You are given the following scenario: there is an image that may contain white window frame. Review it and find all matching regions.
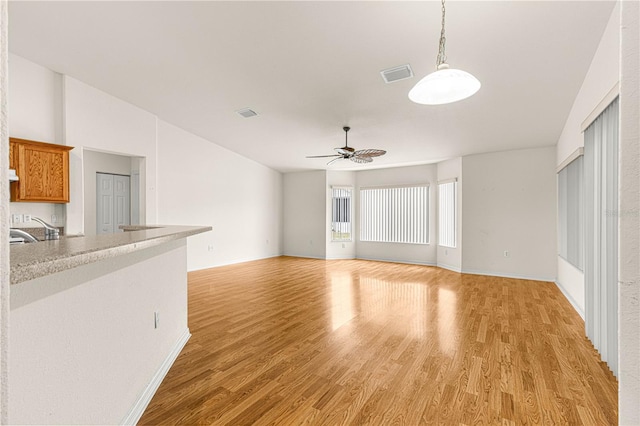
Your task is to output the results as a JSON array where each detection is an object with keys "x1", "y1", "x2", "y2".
[
  {"x1": 331, "y1": 186, "x2": 353, "y2": 242},
  {"x1": 438, "y1": 179, "x2": 457, "y2": 248},
  {"x1": 359, "y1": 184, "x2": 429, "y2": 245}
]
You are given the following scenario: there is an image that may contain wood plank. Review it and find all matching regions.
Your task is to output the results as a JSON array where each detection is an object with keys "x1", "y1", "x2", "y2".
[{"x1": 138, "y1": 256, "x2": 618, "y2": 425}]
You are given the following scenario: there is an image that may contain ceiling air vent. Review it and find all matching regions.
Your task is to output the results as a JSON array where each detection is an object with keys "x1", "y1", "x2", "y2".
[
  {"x1": 380, "y1": 64, "x2": 414, "y2": 84},
  {"x1": 236, "y1": 108, "x2": 258, "y2": 118}
]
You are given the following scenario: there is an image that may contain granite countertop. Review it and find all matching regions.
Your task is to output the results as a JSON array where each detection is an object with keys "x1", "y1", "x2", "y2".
[{"x1": 10, "y1": 225, "x2": 212, "y2": 285}]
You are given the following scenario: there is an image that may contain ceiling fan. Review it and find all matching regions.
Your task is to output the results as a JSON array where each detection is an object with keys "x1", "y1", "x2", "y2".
[{"x1": 306, "y1": 127, "x2": 386, "y2": 165}]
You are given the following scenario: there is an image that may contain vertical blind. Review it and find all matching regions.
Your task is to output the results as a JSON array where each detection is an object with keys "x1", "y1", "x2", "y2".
[
  {"x1": 584, "y1": 96, "x2": 618, "y2": 377},
  {"x1": 558, "y1": 156, "x2": 584, "y2": 270},
  {"x1": 360, "y1": 185, "x2": 429, "y2": 244},
  {"x1": 331, "y1": 187, "x2": 352, "y2": 241},
  {"x1": 438, "y1": 181, "x2": 457, "y2": 248}
]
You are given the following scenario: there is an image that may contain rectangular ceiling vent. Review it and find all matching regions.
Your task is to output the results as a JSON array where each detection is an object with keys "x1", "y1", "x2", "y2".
[
  {"x1": 380, "y1": 64, "x2": 414, "y2": 84},
  {"x1": 236, "y1": 108, "x2": 258, "y2": 118}
]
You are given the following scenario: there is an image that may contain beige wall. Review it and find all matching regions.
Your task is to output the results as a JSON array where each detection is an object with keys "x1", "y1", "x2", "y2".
[
  {"x1": 156, "y1": 119, "x2": 283, "y2": 270},
  {"x1": 462, "y1": 147, "x2": 557, "y2": 281},
  {"x1": 284, "y1": 171, "x2": 327, "y2": 259}
]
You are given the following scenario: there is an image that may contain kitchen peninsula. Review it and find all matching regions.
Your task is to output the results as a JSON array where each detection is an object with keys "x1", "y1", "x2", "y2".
[{"x1": 9, "y1": 225, "x2": 211, "y2": 425}]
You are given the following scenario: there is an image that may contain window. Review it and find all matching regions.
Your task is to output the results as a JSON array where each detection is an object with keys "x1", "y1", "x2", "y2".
[
  {"x1": 331, "y1": 187, "x2": 352, "y2": 241},
  {"x1": 438, "y1": 180, "x2": 457, "y2": 248},
  {"x1": 584, "y1": 97, "x2": 618, "y2": 375},
  {"x1": 360, "y1": 185, "x2": 429, "y2": 244},
  {"x1": 558, "y1": 155, "x2": 583, "y2": 270}
]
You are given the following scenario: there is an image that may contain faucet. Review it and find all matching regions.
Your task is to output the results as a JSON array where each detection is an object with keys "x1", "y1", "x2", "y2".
[
  {"x1": 32, "y1": 217, "x2": 60, "y2": 240},
  {"x1": 9, "y1": 228, "x2": 39, "y2": 243}
]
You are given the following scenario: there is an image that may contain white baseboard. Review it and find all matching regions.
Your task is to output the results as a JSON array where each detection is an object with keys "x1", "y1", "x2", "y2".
[
  {"x1": 554, "y1": 280, "x2": 585, "y2": 319},
  {"x1": 355, "y1": 256, "x2": 436, "y2": 266},
  {"x1": 437, "y1": 263, "x2": 462, "y2": 273},
  {"x1": 121, "y1": 328, "x2": 191, "y2": 425},
  {"x1": 189, "y1": 253, "x2": 283, "y2": 272},
  {"x1": 326, "y1": 255, "x2": 356, "y2": 260},
  {"x1": 282, "y1": 254, "x2": 326, "y2": 260},
  {"x1": 461, "y1": 268, "x2": 555, "y2": 283}
]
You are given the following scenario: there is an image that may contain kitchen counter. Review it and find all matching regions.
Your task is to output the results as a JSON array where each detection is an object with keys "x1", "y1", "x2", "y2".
[
  {"x1": 10, "y1": 225, "x2": 211, "y2": 285},
  {"x1": 10, "y1": 224, "x2": 210, "y2": 424}
]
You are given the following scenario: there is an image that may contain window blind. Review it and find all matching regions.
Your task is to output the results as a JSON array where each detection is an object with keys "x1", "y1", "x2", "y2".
[
  {"x1": 584, "y1": 96, "x2": 619, "y2": 376},
  {"x1": 360, "y1": 185, "x2": 429, "y2": 244},
  {"x1": 438, "y1": 181, "x2": 456, "y2": 248}
]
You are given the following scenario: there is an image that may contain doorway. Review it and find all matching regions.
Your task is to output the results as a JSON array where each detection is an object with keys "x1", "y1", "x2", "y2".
[{"x1": 96, "y1": 173, "x2": 130, "y2": 234}]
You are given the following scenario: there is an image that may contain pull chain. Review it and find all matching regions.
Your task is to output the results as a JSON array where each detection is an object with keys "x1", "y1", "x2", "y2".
[{"x1": 436, "y1": 0, "x2": 447, "y2": 67}]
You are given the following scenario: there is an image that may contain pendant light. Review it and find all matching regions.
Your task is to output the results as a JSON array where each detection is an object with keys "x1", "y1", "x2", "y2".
[{"x1": 409, "y1": 0, "x2": 480, "y2": 105}]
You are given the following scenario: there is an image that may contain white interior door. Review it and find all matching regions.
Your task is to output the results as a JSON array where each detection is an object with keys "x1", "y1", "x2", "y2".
[
  {"x1": 114, "y1": 175, "x2": 131, "y2": 230},
  {"x1": 97, "y1": 173, "x2": 130, "y2": 234}
]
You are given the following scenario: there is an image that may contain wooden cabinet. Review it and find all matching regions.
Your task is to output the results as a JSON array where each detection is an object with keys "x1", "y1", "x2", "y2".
[{"x1": 9, "y1": 138, "x2": 73, "y2": 203}]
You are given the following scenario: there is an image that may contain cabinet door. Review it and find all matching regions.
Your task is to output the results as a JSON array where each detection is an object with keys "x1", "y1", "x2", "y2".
[
  {"x1": 17, "y1": 143, "x2": 70, "y2": 202},
  {"x1": 9, "y1": 141, "x2": 16, "y2": 169}
]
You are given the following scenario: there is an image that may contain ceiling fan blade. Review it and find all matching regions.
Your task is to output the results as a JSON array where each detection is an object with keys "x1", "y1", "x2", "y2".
[
  {"x1": 327, "y1": 157, "x2": 343, "y2": 166},
  {"x1": 350, "y1": 156, "x2": 373, "y2": 164},
  {"x1": 353, "y1": 149, "x2": 386, "y2": 158},
  {"x1": 306, "y1": 154, "x2": 341, "y2": 158}
]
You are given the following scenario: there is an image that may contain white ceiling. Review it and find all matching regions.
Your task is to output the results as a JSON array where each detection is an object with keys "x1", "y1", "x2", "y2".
[{"x1": 8, "y1": 1, "x2": 615, "y2": 173}]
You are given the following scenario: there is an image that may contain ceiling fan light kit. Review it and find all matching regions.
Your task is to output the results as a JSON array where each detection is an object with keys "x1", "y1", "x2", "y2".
[
  {"x1": 409, "y1": 0, "x2": 480, "y2": 105},
  {"x1": 306, "y1": 126, "x2": 386, "y2": 166}
]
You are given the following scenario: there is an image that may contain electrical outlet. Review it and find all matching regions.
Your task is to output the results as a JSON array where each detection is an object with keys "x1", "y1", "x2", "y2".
[
  {"x1": 154, "y1": 311, "x2": 160, "y2": 329},
  {"x1": 207, "y1": 244, "x2": 214, "y2": 252},
  {"x1": 504, "y1": 250, "x2": 509, "y2": 258},
  {"x1": 23, "y1": 214, "x2": 31, "y2": 223},
  {"x1": 51, "y1": 214, "x2": 58, "y2": 224},
  {"x1": 11, "y1": 214, "x2": 21, "y2": 224}
]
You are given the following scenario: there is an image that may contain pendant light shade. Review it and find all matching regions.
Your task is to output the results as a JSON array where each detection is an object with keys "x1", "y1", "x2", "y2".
[
  {"x1": 408, "y1": 63, "x2": 481, "y2": 105},
  {"x1": 409, "y1": 0, "x2": 480, "y2": 105}
]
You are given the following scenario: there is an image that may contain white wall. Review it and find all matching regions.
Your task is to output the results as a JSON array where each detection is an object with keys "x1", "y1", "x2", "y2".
[
  {"x1": 83, "y1": 149, "x2": 134, "y2": 236},
  {"x1": 356, "y1": 164, "x2": 437, "y2": 265},
  {"x1": 555, "y1": 2, "x2": 620, "y2": 315},
  {"x1": 283, "y1": 171, "x2": 327, "y2": 259},
  {"x1": 8, "y1": 53, "x2": 65, "y2": 226},
  {"x1": 619, "y1": 1, "x2": 640, "y2": 422},
  {"x1": 326, "y1": 171, "x2": 356, "y2": 260},
  {"x1": 436, "y1": 157, "x2": 462, "y2": 272},
  {"x1": 556, "y1": 2, "x2": 620, "y2": 165},
  {"x1": 0, "y1": 3, "x2": 9, "y2": 422},
  {"x1": 462, "y1": 147, "x2": 557, "y2": 281},
  {"x1": 64, "y1": 76, "x2": 158, "y2": 235},
  {"x1": 9, "y1": 239, "x2": 188, "y2": 425},
  {"x1": 156, "y1": 120, "x2": 283, "y2": 271}
]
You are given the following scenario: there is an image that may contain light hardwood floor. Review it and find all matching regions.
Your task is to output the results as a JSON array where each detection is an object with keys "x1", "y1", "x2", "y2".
[{"x1": 139, "y1": 256, "x2": 617, "y2": 425}]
